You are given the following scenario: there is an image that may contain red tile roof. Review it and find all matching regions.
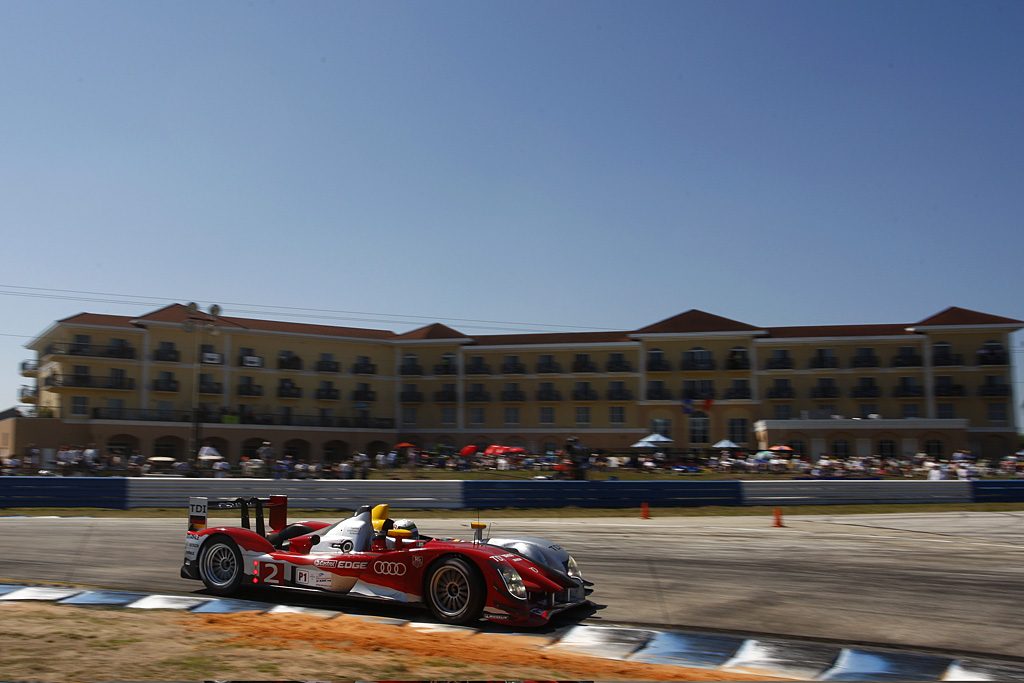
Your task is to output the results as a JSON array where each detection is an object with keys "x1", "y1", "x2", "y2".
[
  {"x1": 58, "y1": 313, "x2": 139, "y2": 328},
  {"x1": 913, "y1": 306, "x2": 1023, "y2": 327},
  {"x1": 469, "y1": 331, "x2": 633, "y2": 346},
  {"x1": 634, "y1": 309, "x2": 762, "y2": 334},
  {"x1": 765, "y1": 323, "x2": 915, "y2": 339},
  {"x1": 133, "y1": 304, "x2": 394, "y2": 339},
  {"x1": 392, "y1": 323, "x2": 472, "y2": 341}
]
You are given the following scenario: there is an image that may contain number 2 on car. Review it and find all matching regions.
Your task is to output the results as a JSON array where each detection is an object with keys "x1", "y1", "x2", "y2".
[{"x1": 254, "y1": 561, "x2": 283, "y2": 584}]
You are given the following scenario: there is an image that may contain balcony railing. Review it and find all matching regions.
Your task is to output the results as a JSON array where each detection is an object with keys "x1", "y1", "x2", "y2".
[
  {"x1": 201, "y1": 352, "x2": 224, "y2": 365},
  {"x1": 153, "y1": 348, "x2": 180, "y2": 362},
  {"x1": 810, "y1": 387, "x2": 839, "y2": 399},
  {"x1": 315, "y1": 360, "x2": 340, "y2": 373},
  {"x1": 978, "y1": 384, "x2": 1011, "y2": 397},
  {"x1": 646, "y1": 360, "x2": 671, "y2": 372},
  {"x1": 765, "y1": 358, "x2": 794, "y2": 370},
  {"x1": 536, "y1": 389, "x2": 563, "y2": 401},
  {"x1": 501, "y1": 390, "x2": 527, "y2": 401},
  {"x1": 152, "y1": 379, "x2": 180, "y2": 392},
  {"x1": 646, "y1": 388, "x2": 673, "y2": 400},
  {"x1": 501, "y1": 362, "x2": 526, "y2": 374},
  {"x1": 892, "y1": 386, "x2": 923, "y2": 398},
  {"x1": 399, "y1": 364, "x2": 424, "y2": 376},
  {"x1": 572, "y1": 389, "x2": 600, "y2": 401},
  {"x1": 199, "y1": 382, "x2": 224, "y2": 395},
  {"x1": 934, "y1": 384, "x2": 965, "y2": 397},
  {"x1": 466, "y1": 363, "x2": 492, "y2": 375},
  {"x1": 351, "y1": 362, "x2": 377, "y2": 375},
  {"x1": 976, "y1": 351, "x2": 1008, "y2": 365},
  {"x1": 434, "y1": 363, "x2": 458, "y2": 375},
  {"x1": 572, "y1": 361, "x2": 599, "y2": 373},
  {"x1": 46, "y1": 342, "x2": 137, "y2": 359},
  {"x1": 536, "y1": 362, "x2": 563, "y2": 374},
  {"x1": 891, "y1": 354, "x2": 922, "y2": 367},
  {"x1": 315, "y1": 388, "x2": 340, "y2": 400},
  {"x1": 681, "y1": 359, "x2": 716, "y2": 371},
  {"x1": 850, "y1": 355, "x2": 880, "y2": 368},
  {"x1": 237, "y1": 384, "x2": 264, "y2": 397},
  {"x1": 809, "y1": 357, "x2": 839, "y2": 369},
  {"x1": 606, "y1": 360, "x2": 634, "y2": 372},
  {"x1": 681, "y1": 389, "x2": 715, "y2": 400},
  {"x1": 239, "y1": 355, "x2": 264, "y2": 368},
  {"x1": 725, "y1": 358, "x2": 750, "y2": 370},
  {"x1": 434, "y1": 390, "x2": 458, "y2": 402},
  {"x1": 723, "y1": 388, "x2": 751, "y2": 399},
  {"x1": 766, "y1": 387, "x2": 795, "y2": 399},
  {"x1": 18, "y1": 386, "x2": 37, "y2": 401},
  {"x1": 607, "y1": 389, "x2": 634, "y2": 401},
  {"x1": 465, "y1": 390, "x2": 492, "y2": 402},
  {"x1": 277, "y1": 386, "x2": 303, "y2": 398},
  {"x1": 20, "y1": 360, "x2": 38, "y2": 375},
  {"x1": 278, "y1": 357, "x2": 304, "y2": 371},
  {"x1": 79, "y1": 407, "x2": 393, "y2": 429},
  {"x1": 351, "y1": 390, "x2": 377, "y2": 402},
  {"x1": 45, "y1": 375, "x2": 136, "y2": 390},
  {"x1": 400, "y1": 391, "x2": 424, "y2": 403},
  {"x1": 932, "y1": 354, "x2": 963, "y2": 367},
  {"x1": 851, "y1": 386, "x2": 881, "y2": 398}
]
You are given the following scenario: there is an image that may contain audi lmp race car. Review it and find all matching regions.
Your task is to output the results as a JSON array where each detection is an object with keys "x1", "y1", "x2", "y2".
[{"x1": 181, "y1": 495, "x2": 591, "y2": 627}]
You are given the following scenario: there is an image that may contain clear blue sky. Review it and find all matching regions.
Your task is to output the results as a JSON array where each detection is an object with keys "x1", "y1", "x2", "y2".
[{"x1": 2, "y1": 1, "x2": 1022, "y2": 422}]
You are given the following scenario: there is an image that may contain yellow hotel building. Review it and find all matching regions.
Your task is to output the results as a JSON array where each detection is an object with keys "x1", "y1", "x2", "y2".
[{"x1": 4, "y1": 304, "x2": 1020, "y2": 463}]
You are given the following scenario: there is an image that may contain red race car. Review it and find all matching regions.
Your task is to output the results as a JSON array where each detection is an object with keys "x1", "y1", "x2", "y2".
[{"x1": 181, "y1": 495, "x2": 591, "y2": 627}]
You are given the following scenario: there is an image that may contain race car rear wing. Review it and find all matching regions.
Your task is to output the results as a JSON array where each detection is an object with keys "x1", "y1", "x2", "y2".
[{"x1": 188, "y1": 494, "x2": 288, "y2": 537}]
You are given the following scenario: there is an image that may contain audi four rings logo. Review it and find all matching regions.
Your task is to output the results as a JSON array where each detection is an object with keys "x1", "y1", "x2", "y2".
[{"x1": 374, "y1": 560, "x2": 407, "y2": 576}]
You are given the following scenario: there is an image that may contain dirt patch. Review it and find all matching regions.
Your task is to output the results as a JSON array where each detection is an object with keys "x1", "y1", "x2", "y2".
[{"x1": 0, "y1": 602, "x2": 791, "y2": 680}]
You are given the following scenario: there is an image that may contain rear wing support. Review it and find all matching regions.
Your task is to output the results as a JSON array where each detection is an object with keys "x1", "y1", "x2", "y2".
[{"x1": 188, "y1": 494, "x2": 288, "y2": 537}]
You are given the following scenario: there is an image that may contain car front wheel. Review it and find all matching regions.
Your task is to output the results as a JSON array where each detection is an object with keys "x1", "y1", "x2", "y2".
[
  {"x1": 425, "y1": 556, "x2": 485, "y2": 625},
  {"x1": 198, "y1": 536, "x2": 243, "y2": 596}
]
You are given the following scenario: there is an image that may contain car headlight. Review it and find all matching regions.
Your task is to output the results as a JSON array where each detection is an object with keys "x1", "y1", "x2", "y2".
[
  {"x1": 566, "y1": 555, "x2": 582, "y2": 579},
  {"x1": 494, "y1": 562, "x2": 527, "y2": 600}
]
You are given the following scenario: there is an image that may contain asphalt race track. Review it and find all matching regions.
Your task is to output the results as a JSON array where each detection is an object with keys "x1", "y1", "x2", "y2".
[{"x1": 2, "y1": 511, "x2": 1023, "y2": 660}]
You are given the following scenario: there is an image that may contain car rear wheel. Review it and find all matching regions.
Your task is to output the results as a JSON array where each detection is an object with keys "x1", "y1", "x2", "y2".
[
  {"x1": 198, "y1": 536, "x2": 243, "y2": 596},
  {"x1": 425, "y1": 556, "x2": 486, "y2": 625}
]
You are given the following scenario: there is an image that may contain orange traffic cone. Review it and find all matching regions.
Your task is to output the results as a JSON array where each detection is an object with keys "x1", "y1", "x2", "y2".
[
  {"x1": 773, "y1": 507, "x2": 785, "y2": 527},
  {"x1": 641, "y1": 502, "x2": 650, "y2": 519}
]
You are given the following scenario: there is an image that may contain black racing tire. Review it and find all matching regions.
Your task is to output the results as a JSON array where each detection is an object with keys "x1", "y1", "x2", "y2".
[
  {"x1": 198, "y1": 535, "x2": 244, "y2": 596},
  {"x1": 424, "y1": 556, "x2": 486, "y2": 625}
]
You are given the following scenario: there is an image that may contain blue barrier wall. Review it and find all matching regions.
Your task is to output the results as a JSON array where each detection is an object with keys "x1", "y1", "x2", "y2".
[
  {"x1": 0, "y1": 477, "x2": 128, "y2": 509},
  {"x1": 971, "y1": 480, "x2": 1024, "y2": 503},
  {"x1": 462, "y1": 480, "x2": 744, "y2": 508}
]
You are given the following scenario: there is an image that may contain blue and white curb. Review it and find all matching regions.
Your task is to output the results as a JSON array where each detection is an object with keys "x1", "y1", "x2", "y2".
[{"x1": 2, "y1": 583, "x2": 1022, "y2": 681}]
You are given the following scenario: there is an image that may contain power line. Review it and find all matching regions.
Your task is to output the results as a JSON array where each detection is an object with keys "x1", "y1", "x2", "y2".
[{"x1": 0, "y1": 284, "x2": 616, "y2": 333}]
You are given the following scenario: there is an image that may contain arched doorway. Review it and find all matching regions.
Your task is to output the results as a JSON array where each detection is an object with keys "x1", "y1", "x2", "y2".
[
  {"x1": 153, "y1": 435, "x2": 186, "y2": 460},
  {"x1": 282, "y1": 439, "x2": 310, "y2": 461},
  {"x1": 323, "y1": 440, "x2": 349, "y2": 462},
  {"x1": 106, "y1": 434, "x2": 139, "y2": 457}
]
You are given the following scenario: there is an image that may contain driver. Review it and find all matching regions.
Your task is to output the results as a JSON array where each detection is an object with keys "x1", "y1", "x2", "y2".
[{"x1": 392, "y1": 518, "x2": 419, "y2": 539}]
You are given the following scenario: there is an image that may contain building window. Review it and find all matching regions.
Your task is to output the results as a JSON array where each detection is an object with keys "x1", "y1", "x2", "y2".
[
  {"x1": 441, "y1": 406, "x2": 456, "y2": 425},
  {"x1": 504, "y1": 406, "x2": 519, "y2": 425},
  {"x1": 877, "y1": 439, "x2": 897, "y2": 458},
  {"x1": 688, "y1": 413, "x2": 709, "y2": 444},
  {"x1": 937, "y1": 403, "x2": 956, "y2": 419},
  {"x1": 832, "y1": 439, "x2": 851, "y2": 458},
  {"x1": 774, "y1": 404, "x2": 792, "y2": 420},
  {"x1": 575, "y1": 406, "x2": 591, "y2": 426},
  {"x1": 987, "y1": 402, "x2": 1008, "y2": 424},
  {"x1": 788, "y1": 439, "x2": 806, "y2": 456},
  {"x1": 609, "y1": 406, "x2": 625, "y2": 424},
  {"x1": 859, "y1": 403, "x2": 878, "y2": 418},
  {"x1": 469, "y1": 407, "x2": 485, "y2": 426},
  {"x1": 402, "y1": 406, "x2": 417, "y2": 425},
  {"x1": 901, "y1": 403, "x2": 921, "y2": 419},
  {"x1": 71, "y1": 396, "x2": 88, "y2": 416},
  {"x1": 727, "y1": 418, "x2": 748, "y2": 444},
  {"x1": 925, "y1": 439, "x2": 945, "y2": 459},
  {"x1": 540, "y1": 407, "x2": 555, "y2": 425}
]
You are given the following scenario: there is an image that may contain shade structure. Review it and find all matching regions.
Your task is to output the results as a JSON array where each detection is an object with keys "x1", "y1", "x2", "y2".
[
  {"x1": 642, "y1": 433, "x2": 674, "y2": 444},
  {"x1": 197, "y1": 454, "x2": 223, "y2": 461},
  {"x1": 484, "y1": 444, "x2": 508, "y2": 456},
  {"x1": 458, "y1": 445, "x2": 479, "y2": 456},
  {"x1": 147, "y1": 456, "x2": 175, "y2": 463},
  {"x1": 712, "y1": 439, "x2": 739, "y2": 449},
  {"x1": 393, "y1": 442, "x2": 416, "y2": 448},
  {"x1": 769, "y1": 445, "x2": 793, "y2": 452},
  {"x1": 631, "y1": 439, "x2": 659, "y2": 448},
  {"x1": 504, "y1": 447, "x2": 527, "y2": 454}
]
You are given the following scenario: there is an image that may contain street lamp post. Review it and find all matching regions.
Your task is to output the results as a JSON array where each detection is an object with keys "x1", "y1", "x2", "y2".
[{"x1": 184, "y1": 302, "x2": 221, "y2": 470}]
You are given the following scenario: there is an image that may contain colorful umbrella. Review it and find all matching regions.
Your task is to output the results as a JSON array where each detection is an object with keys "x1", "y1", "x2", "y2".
[
  {"x1": 394, "y1": 442, "x2": 416, "y2": 448},
  {"x1": 459, "y1": 444, "x2": 479, "y2": 456},
  {"x1": 769, "y1": 445, "x2": 793, "y2": 452},
  {"x1": 484, "y1": 445, "x2": 508, "y2": 456}
]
